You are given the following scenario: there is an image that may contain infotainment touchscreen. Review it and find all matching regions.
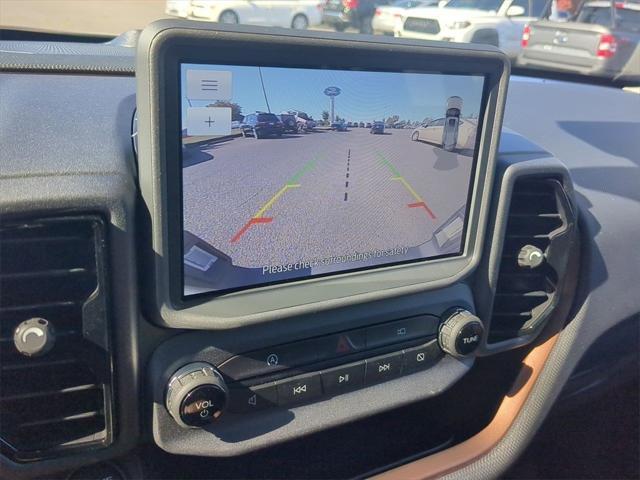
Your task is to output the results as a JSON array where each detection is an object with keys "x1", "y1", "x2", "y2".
[{"x1": 180, "y1": 63, "x2": 486, "y2": 296}]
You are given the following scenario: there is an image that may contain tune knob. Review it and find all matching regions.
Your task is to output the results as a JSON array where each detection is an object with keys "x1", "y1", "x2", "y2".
[
  {"x1": 165, "y1": 362, "x2": 228, "y2": 428},
  {"x1": 438, "y1": 308, "x2": 484, "y2": 358}
]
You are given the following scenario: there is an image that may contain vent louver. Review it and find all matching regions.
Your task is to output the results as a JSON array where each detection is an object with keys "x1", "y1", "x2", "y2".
[
  {"x1": 0, "y1": 217, "x2": 113, "y2": 462},
  {"x1": 488, "y1": 178, "x2": 573, "y2": 343}
]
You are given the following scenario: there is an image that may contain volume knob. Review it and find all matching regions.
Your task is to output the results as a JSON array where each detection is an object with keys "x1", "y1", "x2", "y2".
[
  {"x1": 165, "y1": 362, "x2": 228, "y2": 428},
  {"x1": 438, "y1": 308, "x2": 484, "y2": 358}
]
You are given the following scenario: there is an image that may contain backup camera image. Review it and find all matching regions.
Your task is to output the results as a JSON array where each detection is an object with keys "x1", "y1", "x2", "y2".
[{"x1": 180, "y1": 63, "x2": 485, "y2": 296}]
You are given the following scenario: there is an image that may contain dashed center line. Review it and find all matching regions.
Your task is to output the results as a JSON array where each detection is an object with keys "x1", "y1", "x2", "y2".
[{"x1": 344, "y1": 149, "x2": 351, "y2": 201}]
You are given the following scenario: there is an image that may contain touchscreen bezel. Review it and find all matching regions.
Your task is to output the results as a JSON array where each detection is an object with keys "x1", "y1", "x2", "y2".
[{"x1": 137, "y1": 21, "x2": 510, "y2": 329}]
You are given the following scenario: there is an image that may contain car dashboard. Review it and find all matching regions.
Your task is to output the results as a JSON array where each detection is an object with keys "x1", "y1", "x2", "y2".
[{"x1": 0, "y1": 22, "x2": 638, "y2": 480}]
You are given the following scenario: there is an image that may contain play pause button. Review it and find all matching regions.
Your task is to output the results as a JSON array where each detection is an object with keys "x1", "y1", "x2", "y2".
[{"x1": 321, "y1": 362, "x2": 365, "y2": 395}]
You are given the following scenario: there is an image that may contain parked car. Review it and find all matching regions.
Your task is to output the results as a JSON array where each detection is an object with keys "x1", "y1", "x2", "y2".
[
  {"x1": 411, "y1": 118, "x2": 477, "y2": 150},
  {"x1": 366, "y1": 122, "x2": 372, "y2": 128},
  {"x1": 370, "y1": 121, "x2": 385, "y2": 133},
  {"x1": 323, "y1": 0, "x2": 391, "y2": 33},
  {"x1": 395, "y1": 0, "x2": 548, "y2": 58},
  {"x1": 519, "y1": 1, "x2": 640, "y2": 80},
  {"x1": 279, "y1": 113, "x2": 299, "y2": 133},
  {"x1": 372, "y1": 0, "x2": 441, "y2": 35},
  {"x1": 190, "y1": 0, "x2": 323, "y2": 29},
  {"x1": 165, "y1": 0, "x2": 191, "y2": 18},
  {"x1": 284, "y1": 110, "x2": 317, "y2": 131},
  {"x1": 241, "y1": 112, "x2": 285, "y2": 138},
  {"x1": 359, "y1": 121, "x2": 366, "y2": 127},
  {"x1": 331, "y1": 121, "x2": 349, "y2": 131}
]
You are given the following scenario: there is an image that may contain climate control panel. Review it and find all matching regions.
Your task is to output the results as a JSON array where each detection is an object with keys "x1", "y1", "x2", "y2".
[{"x1": 217, "y1": 314, "x2": 439, "y2": 380}]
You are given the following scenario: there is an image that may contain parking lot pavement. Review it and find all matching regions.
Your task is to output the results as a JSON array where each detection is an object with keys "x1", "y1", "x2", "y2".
[
  {"x1": 183, "y1": 128, "x2": 473, "y2": 269},
  {"x1": 0, "y1": 1, "x2": 361, "y2": 37}
]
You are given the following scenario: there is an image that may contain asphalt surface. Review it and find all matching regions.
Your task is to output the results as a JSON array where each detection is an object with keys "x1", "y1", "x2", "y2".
[
  {"x1": 0, "y1": 1, "x2": 358, "y2": 37},
  {"x1": 183, "y1": 128, "x2": 473, "y2": 272}
]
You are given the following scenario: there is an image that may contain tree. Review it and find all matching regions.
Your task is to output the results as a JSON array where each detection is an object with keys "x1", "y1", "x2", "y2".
[
  {"x1": 322, "y1": 110, "x2": 330, "y2": 122},
  {"x1": 385, "y1": 115, "x2": 400, "y2": 127},
  {"x1": 335, "y1": 115, "x2": 345, "y2": 123},
  {"x1": 207, "y1": 101, "x2": 243, "y2": 121}
]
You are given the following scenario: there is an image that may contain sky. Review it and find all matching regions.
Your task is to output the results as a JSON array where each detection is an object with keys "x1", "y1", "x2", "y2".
[{"x1": 181, "y1": 63, "x2": 485, "y2": 124}]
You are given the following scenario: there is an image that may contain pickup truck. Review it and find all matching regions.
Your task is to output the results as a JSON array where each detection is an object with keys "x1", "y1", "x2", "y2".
[
  {"x1": 519, "y1": 1, "x2": 640, "y2": 81},
  {"x1": 395, "y1": 0, "x2": 547, "y2": 58}
]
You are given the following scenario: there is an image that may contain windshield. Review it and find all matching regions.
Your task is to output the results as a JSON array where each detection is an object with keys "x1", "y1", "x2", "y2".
[
  {"x1": 577, "y1": 5, "x2": 640, "y2": 30},
  {"x1": 445, "y1": 0, "x2": 503, "y2": 10},
  {"x1": 257, "y1": 113, "x2": 280, "y2": 122},
  {"x1": 393, "y1": 0, "x2": 431, "y2": 7},
  {"x1": 1, "y1": 0, "x2": 638, "y2": 84}
]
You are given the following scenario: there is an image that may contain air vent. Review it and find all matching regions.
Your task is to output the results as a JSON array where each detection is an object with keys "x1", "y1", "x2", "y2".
[
  {"x1": 488, "y1": 178, "x2": 574, "y2": 343},
  {"x1": 0, "y1": 217, "x2": 113, "y2": 462}
]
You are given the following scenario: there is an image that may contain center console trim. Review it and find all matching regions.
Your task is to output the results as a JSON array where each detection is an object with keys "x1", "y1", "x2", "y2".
[{"x1": 372, "y1": 330, "x2": 560, "y2": 480}]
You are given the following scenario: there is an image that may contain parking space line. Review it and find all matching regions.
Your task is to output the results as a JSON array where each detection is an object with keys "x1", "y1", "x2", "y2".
[
  {"x1": 407, "y1": 201, "x2": 436, "y2": 219},
  {"x1": 254, "y1": 183, "x2": 301, "y2": 219},
  {"x1": 392, "y1": 176, "x2": 422, "y2": 203},
  {"x1": 287, "y1": 159, "x2": 316, "y2": 185},
  {"x1": 377, "y1": 152, "x2": 437, "y2": 220},
  {"x1": 377, "y1": 155, "x2": 400, "y2": 177},
  {"x1": 231, "y1": 217, "x2": 272, "y2": 244},
  {"x1": 230, "y1": 157, "x2": 318, "y2": 243}
]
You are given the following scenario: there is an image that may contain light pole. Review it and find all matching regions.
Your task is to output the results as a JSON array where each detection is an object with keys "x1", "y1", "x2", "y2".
[
  {"x1": 330, "y1": 96, "x2": 335, "y2": 123},
  {"x1": 258, "y1": 67, "x2": 271, "y2": 113}
]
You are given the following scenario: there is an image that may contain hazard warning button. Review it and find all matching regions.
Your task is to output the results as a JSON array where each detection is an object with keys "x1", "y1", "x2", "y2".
[{"x1": 319, "y1": 330, "x2": 366, "y2": 359}]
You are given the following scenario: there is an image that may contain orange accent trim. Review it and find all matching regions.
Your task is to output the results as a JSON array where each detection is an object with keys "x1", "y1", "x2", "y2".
[{"x1": 373, "y1": 332, "x2": 559, "y2": 480}]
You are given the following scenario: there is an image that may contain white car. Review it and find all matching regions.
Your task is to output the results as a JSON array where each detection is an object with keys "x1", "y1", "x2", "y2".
[
  {"x1": 395, "y1": 0, "x2": 547, "y2": 58},
  {"x1": 166, "y1": 0, "x2": 191, "y2": 17},
  {"x1": 282, "y1": 110, "x2": 317, "y2": 131},
  {"x1": 189, "y1": 0, "x2": 323, "y2": 29},
  {"x1": 372, "y1": 0, "x2": 442, "y2": 35},
  {"x1": 411, "y1": 118, "x2": 477, "y2": 150}
]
